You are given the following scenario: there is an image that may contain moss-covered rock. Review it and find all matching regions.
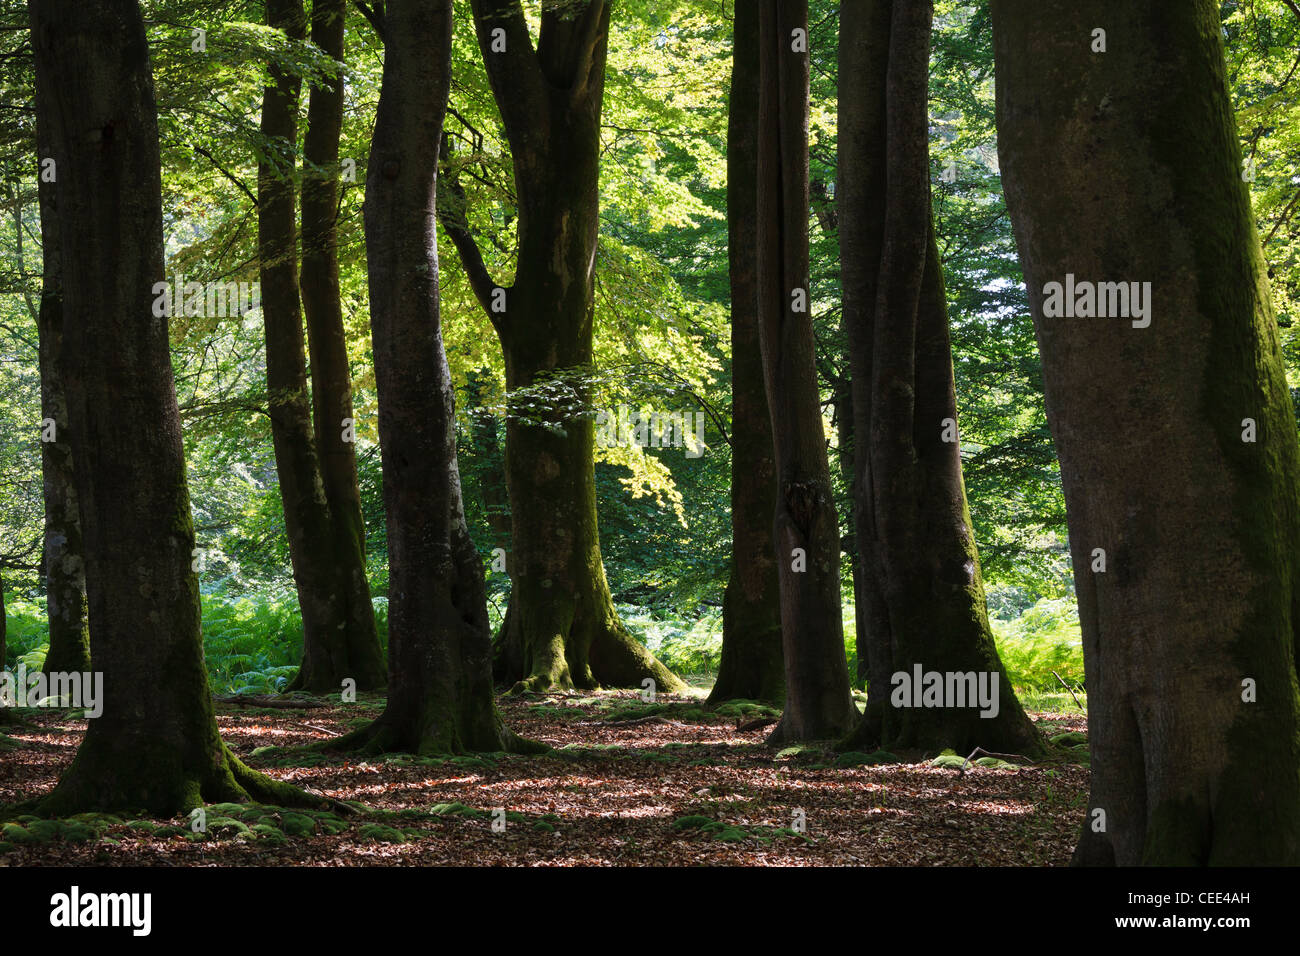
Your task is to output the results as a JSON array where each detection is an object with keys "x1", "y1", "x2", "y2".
[
  {"x1": 1050, "y1": 731, "x2": 1088, "y2": 747},
  {"x1": 930, "y1": 750, "x2": 970, "y2": 769},
  {"x1": 357, "y1": 823, "x2": 407, "y2": 843},
  {"x1": 972, "y1": 756, "x2": 1020, "y2": 770},
  {"x1": 279, "y1": 812, "x2": 318, "y2": 837},
  {"x1": 1, "y1": 823, "x2": 33, "y2": 845},
  {"x1": 245, "y1": 824, "x2": 289, "y2": 845},
  {"x1": 202, "y1": 816, "x2": 250, "y2": 839}
]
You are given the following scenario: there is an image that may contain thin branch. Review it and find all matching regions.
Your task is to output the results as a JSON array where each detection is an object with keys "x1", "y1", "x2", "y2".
[{"x1": 192, "y1": 145, "x2": 258, "y2": 207}]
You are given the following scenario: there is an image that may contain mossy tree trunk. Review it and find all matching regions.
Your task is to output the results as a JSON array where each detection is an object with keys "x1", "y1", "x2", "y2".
[
  {"x1": 337, "y1": 0, "x2": 535, "y2": 756},
  {"x1": 27, "y1": 0, "x2": 313, "y2": 814},
  {"x1": 26, "y1": 131, "x2": 90, "y2": 676},
  {"x1": 441, "y1": 0, "x2": 682, "y2": 695},
  {"x1": 992, "y1": 0, "x2": 1300, "y2": 863},
  {"x1": 294, "y1": 0, "x2": 384, "y2": 693},
  {"x1": 259, "y1": 0, "x2": 383, "y2": 695},
  {"x1": 754, "y1": 0, "x2": 857, "y2": 743},
  {"x1": 711, "y1": 0, "x2": 784, "y2": 707},
  {"x1": 839, "y1": 0, "x2": 1041, "y2": 756}
]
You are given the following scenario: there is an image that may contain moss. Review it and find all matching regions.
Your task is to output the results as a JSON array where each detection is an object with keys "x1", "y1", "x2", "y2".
[
  {"x1": 68, "y1": 812, "x2": 123, "y2": 829},
  {"x1": 357, "y1": 823, "x2": 407, "y2": 843},
  {"x1": 972, "y1": 757, "x2": 1019, "y2": 770},
  {"x1": 713, "y1": 699, "x2": 782, "y2": 720},
  {"x1": 280, "y1": 812, "x2": 318, "y2": 836},
  {"x1": 26, "y1": 820, "x2": 63, "y2": 842},
  {"x1": 202, "y1": 816, "x2": 250, "y2": 839},
  {"x1": 1, "y1": 824, "x2": 33, "y2": 844},
  {"x1": 775, "y1": 745, "x2": 825, "y2": 762},
  {"x1": 245, "y1": 823, "x2": 288, "y2": 845},
  {"x1": 672, "y1": 815, "x2": 714, "y2": 831},
  {"x1": 930, "y1": 751, "x2": 969, "y2": 770},
  {"x1": 60, "y1": 822, "x2": 97, "y2": 843},
  {"x1": 448, "y1": 755, "x2": 493, "y2": 770},
  {"x1": 1049, "y1": 731, "x2": 1087, "y2": 747},
  {"x1": 316, "y1": 815, "x2": 350, "y2": 835},
  {"x1": 428, "y1": 802, "x2": 485, "y2": 818},
  {"x1": 533, "y1": 821, "x2": 556, "y2": 833}
]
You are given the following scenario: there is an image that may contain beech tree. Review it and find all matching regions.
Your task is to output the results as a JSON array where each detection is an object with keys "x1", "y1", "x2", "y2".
[
  {"x1": 754, "y1": 0, "x2": 857, "y2": 743},
  {"x1": 334, "y1": 0, "x2": 536, "y2": 754},
  {"x1": 259, "y1": 0, "x2": 383, "y2": 694},
  {"x1": 293, "y1": 0, "x2": 383, "y2": 692},
  {"x1": 838, "y1": 0, "x2": 1040, "y2": 755},
  {"x1": 441, "y1": 0, "x2": 681, "y2": 694},
  {"x1": 710, "y1": 0, "x2": 784, "y2": 706},
  {"x1": 29, "y1": 113, "x2": 89, "y2": 676},
  {"x1": 992, "y1": 0, "x2": 1300, "y2": 863},
  {"x1": 28, "y1": 0, "x2": 309, "y2": 813}
]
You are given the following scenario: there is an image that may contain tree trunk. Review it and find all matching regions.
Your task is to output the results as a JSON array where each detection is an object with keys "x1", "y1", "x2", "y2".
[
  {"x1": 839, "y1": 0, "x2": 1041, "y2": 756},
  {"x1": 446, "y1": 0, "x2": 682, "y2": 694},
  {"x1": 465, "y1": 369, "x2": 512, "y2": 558},
  {"x1": 992, "y1": 0, "x2": 1300, "y2": 863},
  {"x1": 29, "y1": 105, "x2": 91, "y2": 677},
  {"x1": 710, "y1": 0, "x2": 784, "y2": 706},
  {"x1": 259, "y1": 0, "x2": 383, "y2": 695},
  {"x1": 28, "y1": 0, "x2": 311, "y2": 814},
  {"x1": 295, "y1": 0, "x2": 384, "y2": 692},
  {"x1": 754, "y1": 0, "x2": 857, "y2": 744},
  {"x1": 334, "y1": 0, "x2": 536, "y2": 755}
]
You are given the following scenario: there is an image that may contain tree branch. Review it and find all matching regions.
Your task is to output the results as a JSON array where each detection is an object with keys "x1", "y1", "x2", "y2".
[
  {"x1": 469, "y1": 0, "x2": 547, "y2": 148},
  {"x1": 353, "y1": 1, "x2": 384, "y2": 41},
  {"x1": 437, "y1": 132, "x2": 502, "y2": 325},
  {"x1": 193, "y1": 144, "x2": 259, "y2": 207}
]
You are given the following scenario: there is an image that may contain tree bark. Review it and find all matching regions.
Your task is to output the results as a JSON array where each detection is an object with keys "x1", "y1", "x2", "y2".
[
  {"x1": 754, "y1": 0, "x2": 857, "y2": 743},
  {"x1": 447, "y1": 0, "x2": 682, "y2": 694},
  {"x1": 839, "y1": 0, "x2": 1041, "y2": 756},
  {"x1": 332, "y1": 0, "x2": 536, "y2": 755},
  {"x1": 295, "y1": 0, "x2": 384, "y2": 692},
  {"x1": 24, "y1": 136, "x2": 90, "y2": 676},
  {"x1": 710, "y1": 0, "x2": 784, "y2": 706},
  {"x1": 259, "y1": 0, "x2": 383, "y2": 694},
  {"x1": 992, "y1": 0, "x2": 1300, "y2": 863},
  {"x1": 27, "y1": 0, "x2": 311, "y2": 814}
]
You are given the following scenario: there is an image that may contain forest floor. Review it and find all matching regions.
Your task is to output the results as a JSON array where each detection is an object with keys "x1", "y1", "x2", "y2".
[{"x1": 0, "y1": 690, "x2": 1089, "y2": 865}]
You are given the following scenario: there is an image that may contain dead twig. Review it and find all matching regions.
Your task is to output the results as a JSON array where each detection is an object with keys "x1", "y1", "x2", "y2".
[{"x1": 1051, "y1": 670, "x2": 1085, "y2": 711}]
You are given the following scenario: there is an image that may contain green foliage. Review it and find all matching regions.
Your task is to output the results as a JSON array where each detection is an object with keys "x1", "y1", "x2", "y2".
[
  {"x1": 990, "y1": 598, "x2": 1085, "y2": 696},
  {"x1": 2, "y1": 596, "x2": 48, "y2": 671},
  {"x1": 199, "y1": 588, "x2": 387, "y2": 694}
]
